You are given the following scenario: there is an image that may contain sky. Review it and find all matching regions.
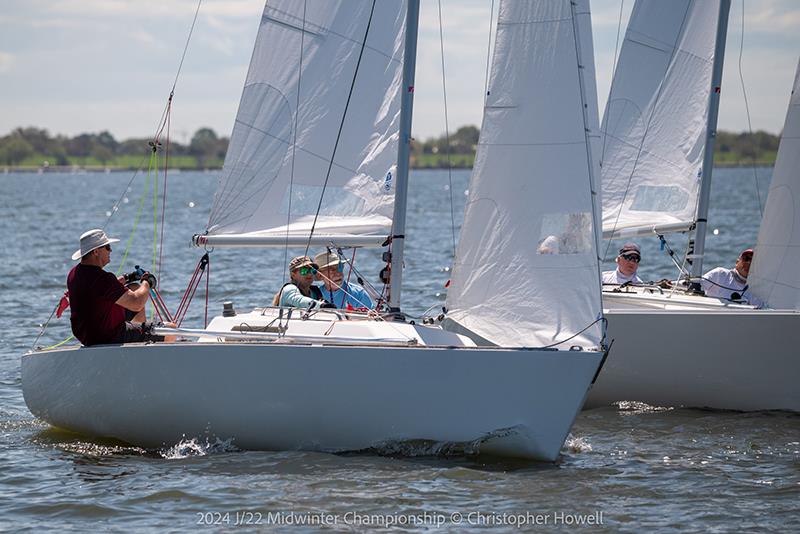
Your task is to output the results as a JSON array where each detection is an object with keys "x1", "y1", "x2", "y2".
[{"x1": 1, "y1": 0, "x2": 798, "y2": 143}]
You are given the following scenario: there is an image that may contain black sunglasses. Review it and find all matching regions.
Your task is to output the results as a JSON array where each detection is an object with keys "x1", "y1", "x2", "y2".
[
  {"x1": 620, "y1": 253, "x2": 640, "y2": 263},
  {"x1": 104, "y1": 245, "x2": 112, "y2": 252}
]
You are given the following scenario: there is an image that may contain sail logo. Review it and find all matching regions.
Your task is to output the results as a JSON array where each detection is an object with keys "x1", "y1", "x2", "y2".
[{"x1": 383, "y1": 171, "x2": 393, "y2": 192}]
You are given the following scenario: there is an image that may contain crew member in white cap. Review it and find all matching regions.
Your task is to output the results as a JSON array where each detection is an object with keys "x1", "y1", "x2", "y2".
[
  {"x1": 602, "y1": 242, "x2": 644, "y2": 285},
  {"x1": 67, "y1": 228, "x2": 167, "y2": 346}
]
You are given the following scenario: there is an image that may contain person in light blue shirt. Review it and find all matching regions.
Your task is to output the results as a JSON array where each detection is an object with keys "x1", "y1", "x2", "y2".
[
  {"x1": 313, "y1": 250, "x2": 375, "y2": 310},
  {"x1": 272, "y1": 255, "x2": 329, "y2": 308}
]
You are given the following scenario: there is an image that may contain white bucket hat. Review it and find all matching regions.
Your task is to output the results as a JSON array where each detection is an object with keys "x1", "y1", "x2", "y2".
[
  {"x1": 71, "y1": 229, "x2": 120, "y2": 260},
  {"x1": 313, "y1": 250, "x2": 341, "y2": 270}
]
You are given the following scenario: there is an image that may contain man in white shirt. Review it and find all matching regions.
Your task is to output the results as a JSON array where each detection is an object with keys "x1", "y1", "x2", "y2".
[
  {"x1": 701, "y1": 248, "x2": 762, "y2": 306},
  {"x1": 602, "y1": 242, "x2": 644, "y2": 285}
]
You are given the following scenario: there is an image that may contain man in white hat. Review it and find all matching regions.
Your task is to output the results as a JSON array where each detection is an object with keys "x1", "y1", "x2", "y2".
[
  {"x1": 313, "y1": 250, "x2": 374, "y2": 310},
  {"x1": 602, "y1": 242, "x2": 644, "y2": 286},
  {"x1": 67, "y1": 228, "x2": 163, "y2": 346}
]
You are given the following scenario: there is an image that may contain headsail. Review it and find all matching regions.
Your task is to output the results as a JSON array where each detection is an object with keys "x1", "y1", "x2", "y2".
[
  {"x1": 445, "y1": 0, "x2": 603, "y2": 349},
  {"x1": 749, "y1": 59, "x2": 800, "y2": 310},
  {"x1": 600, "y1": 0, "x2": 723, "y2": 239},
  {"x1": 200, "y1": 0, "x2": 406, "y2": 248}
]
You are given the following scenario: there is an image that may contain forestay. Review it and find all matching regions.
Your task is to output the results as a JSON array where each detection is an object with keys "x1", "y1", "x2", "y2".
[
  {"x1": 445, "y1": 0, "x2": 603, "y2": 349},
  {"x1": 600, "y1": 0, "x2": 722, "y2": 239},
  {"x1": 749, "y1": 60, "x2": 800, "y2": 310},
  {"x1": 201, "y1": 0, "x2": 406, "y2": 247}
]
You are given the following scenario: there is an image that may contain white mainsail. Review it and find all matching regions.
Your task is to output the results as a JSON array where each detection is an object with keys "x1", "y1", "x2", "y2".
[
  {"x1": 749, "y1": 59, "x2": 800, "y2": 310},
  {"x1": 445, "y1": 0, "x2": 603, "y2": 349},
  {"x1": 600, "y1": 0, "x2": 722, "y2": 239},
  {"x1": 202, "y1": 0, "x2": 406, "y2": 247}
]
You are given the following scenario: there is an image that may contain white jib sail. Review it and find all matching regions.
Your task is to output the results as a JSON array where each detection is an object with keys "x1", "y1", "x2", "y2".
[
  {"x1": 749, "y1": 59, "x2": 800, "y2": 310},
  {"x1": 203, "y1": 0, "x2": 406, "y2": 247},
  {"x1": 600, "y1": 0, "x2": 722, "y2": 239},
  {"x1": 445, "y1": 0, "x2": 603, "y2": 349}
]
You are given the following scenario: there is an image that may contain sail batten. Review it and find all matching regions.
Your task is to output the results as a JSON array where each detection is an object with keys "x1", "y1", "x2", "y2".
[
  {"x1": 203, "y1": 1, "x2": 406, "y2": 246},
  {"x1": 445, "y1": 0, "x2": 603, "y2": 349},
  {"x1": 600, "y1": 0, "x2": 722, "y2": 238}
]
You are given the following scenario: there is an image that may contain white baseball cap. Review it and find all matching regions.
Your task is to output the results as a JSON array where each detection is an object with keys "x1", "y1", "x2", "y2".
[{"x1": 71, "y1": 229, "x2": 120, "y2": 260}]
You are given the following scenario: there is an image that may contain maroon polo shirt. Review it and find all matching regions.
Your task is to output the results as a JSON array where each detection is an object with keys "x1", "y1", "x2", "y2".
[{"x1": 67, "y1": 263, "x2": 127, "y2": 346}]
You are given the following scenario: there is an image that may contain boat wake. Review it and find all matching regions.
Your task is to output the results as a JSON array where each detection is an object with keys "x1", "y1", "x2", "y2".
[
  {"x1": 563, "y1": 434, "x2": 593, "y2": 453},
  {"x1": 349, "y1": 426, "x2": 535, "y2": 459},
  {"x1": 614, "y1": 400, "x2": 674, "y2": 414},
  {"x1": 160, "y1": 436, "x2": 240, "y2": 459}
]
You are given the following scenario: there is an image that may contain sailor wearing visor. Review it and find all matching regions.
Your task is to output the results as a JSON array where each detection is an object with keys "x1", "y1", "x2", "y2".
[
  {"x1": 602, "y1": 242, "x2": 644, "y2": 285},
  {"x1": 272, "y1": 255, "x2": 330, "y2": 309}
]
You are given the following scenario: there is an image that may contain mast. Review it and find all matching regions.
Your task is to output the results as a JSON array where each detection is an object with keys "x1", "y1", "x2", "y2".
[
  {"x1": 388, "y1": 0, "x2": 420, "y2": 312},
  {"x1": 690, "y1": 0, "x2": 731, "y2": 281}
]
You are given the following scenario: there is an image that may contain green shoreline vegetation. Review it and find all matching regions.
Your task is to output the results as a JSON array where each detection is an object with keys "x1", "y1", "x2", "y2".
[{"x1": 0, "y1": 125, "x2": 780, "y2": 171}]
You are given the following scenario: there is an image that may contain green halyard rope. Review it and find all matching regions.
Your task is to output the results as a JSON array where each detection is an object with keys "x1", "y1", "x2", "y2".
[{"x1": 153, "y1": 150, "x2": 159, "y2": 275}]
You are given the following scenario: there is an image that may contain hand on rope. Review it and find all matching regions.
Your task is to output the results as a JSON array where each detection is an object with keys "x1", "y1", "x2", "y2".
[
  {"x1": 122, "y1": 266, "x2": 157, "y2": 290},
  {"x1": 123, "y1": 270, "x2": 142, "y2": 284},
  {"x1": 140, "y1": 272, "x2": 158, "y2": 290}
]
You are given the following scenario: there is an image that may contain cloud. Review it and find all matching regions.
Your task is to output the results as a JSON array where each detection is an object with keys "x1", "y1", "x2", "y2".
[
  {"x1": 0, "y1": 52, "x2": 14, "y2": 73},
  {"x1": 40, "y1": 0, "x2": 260, "y2": 19},
  {"x1": 3, "y1": 0, "x2": 798, "y2": 140}
]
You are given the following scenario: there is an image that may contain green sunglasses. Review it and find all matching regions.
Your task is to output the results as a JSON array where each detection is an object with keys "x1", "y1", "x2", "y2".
[{"x1": 296, "y1": 266, "x2": 316, "y2": 276}]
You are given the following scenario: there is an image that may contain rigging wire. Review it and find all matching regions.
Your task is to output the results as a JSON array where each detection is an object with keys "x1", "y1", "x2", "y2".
[
  {"x1": 541, "y1": 317, "x2": 605, "y2": 350},
  {"x1": 157, "y1": 111, "x2": 172, "y2": 280},
  {"x1": 736, "y1": 0, "x2": 764, "y2": 217},
  {"x1": 35, "y1": 0, "x2": 204, "y2": 348},
  {"x1": 304, "y1": 0, "x2": 377, "y2": 256},
  {"x1": 482, "y1": 0, "x2": 495, "y2": 104},
  {"x1": 282, "y1": 0, "x2": 308, "y2": 291},
  {"x1": 599, "y1": 0, "x2": 625, "y2": 171},
  {"x1": 303, "y1": 0, "x2": 378, "y2": 258},
  {"x1": 437, "y1": 0, "x2": 457, "y2": 259},
  {"x1": 151, "y1": 0, "x2": 202, "y2": 281}
]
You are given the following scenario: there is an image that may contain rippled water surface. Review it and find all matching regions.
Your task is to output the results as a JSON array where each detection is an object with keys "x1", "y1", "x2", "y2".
[{"x1": 2, "y1": 168, "x2": 798, "y2": 532}]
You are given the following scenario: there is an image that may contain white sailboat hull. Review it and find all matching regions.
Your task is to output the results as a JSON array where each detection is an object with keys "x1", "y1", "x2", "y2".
[
  {"x1": 587, "y1": 291, "x2": 800, "y2": 411},
  {"x1": 22, "y1": 341, "x2": 603, "y2": 461}
]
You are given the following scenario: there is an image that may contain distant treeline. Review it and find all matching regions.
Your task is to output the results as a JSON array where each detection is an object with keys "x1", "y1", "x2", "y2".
[
  {"x1": 0, "y1": 127, "x2": 227, "y2": 170},
  {"x1": 0, "y1": 125, "x2": 780, "y2": 170},
  {"x1": 410, "y1": 126, "x2": 781, "y2": 168}
]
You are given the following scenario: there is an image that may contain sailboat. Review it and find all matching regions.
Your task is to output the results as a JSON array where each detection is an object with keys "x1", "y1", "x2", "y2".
[
  {"x1": 586, "y1": 0, "x2": 800, "y2": 411},
  {"x1": 22, "y1": 0, "x2": 608, "y2": 461}
]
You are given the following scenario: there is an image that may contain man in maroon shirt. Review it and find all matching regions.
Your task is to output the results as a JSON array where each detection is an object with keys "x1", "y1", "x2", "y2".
[{"x1": 68, "y1": 229, "x2": 165, "y2": 346}]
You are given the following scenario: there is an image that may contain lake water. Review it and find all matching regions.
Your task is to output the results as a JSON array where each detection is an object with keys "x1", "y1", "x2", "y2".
[{"x1": 1, "y1": 168, "x2": 797, "y2": 532}]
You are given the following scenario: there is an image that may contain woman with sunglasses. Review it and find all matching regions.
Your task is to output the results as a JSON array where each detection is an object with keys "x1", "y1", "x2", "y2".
[
  {"x1": 272, "y1": 255, "x2": 330, "y2": 308},
  {"x1": 602, "y1": 242, "x2": 644, "y2": 286}
]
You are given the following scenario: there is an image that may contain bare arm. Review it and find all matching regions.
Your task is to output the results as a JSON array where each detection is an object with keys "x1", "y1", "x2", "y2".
[{"x1": 115, "y1": 281, "x2": 151, "y2": 312}]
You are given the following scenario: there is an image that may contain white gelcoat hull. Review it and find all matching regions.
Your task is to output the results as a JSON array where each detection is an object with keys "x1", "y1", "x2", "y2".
[
  {"x1": 588, "y1": 291, "x2": 800, "y2": 411},
  {"x1": 22, "y1": 342, "x2": 603, "y2": 461}
]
